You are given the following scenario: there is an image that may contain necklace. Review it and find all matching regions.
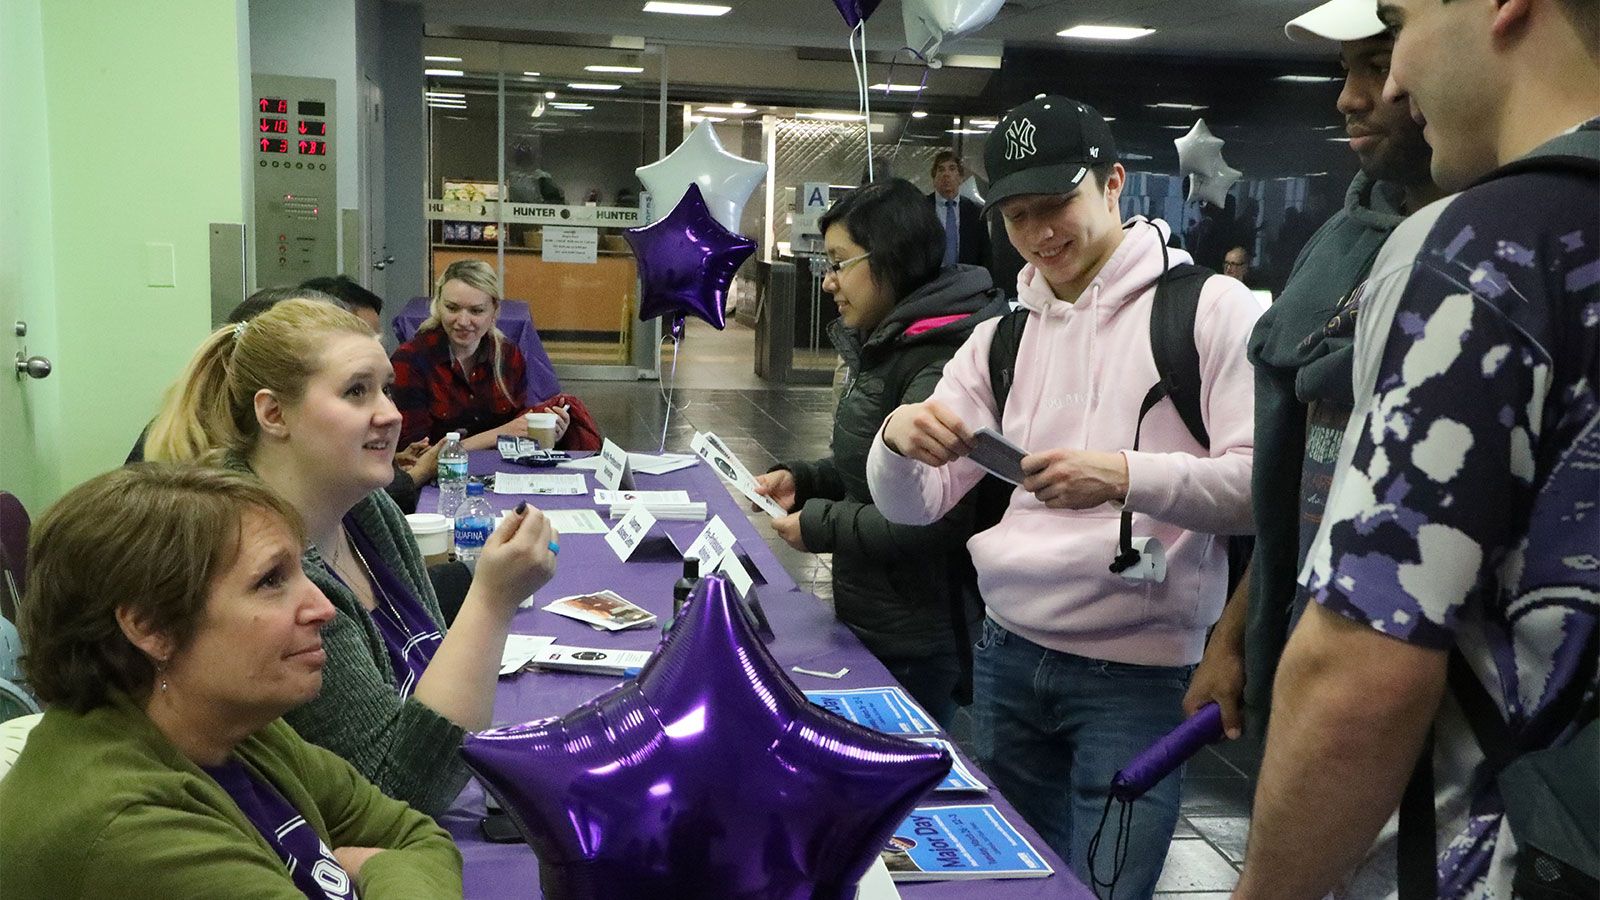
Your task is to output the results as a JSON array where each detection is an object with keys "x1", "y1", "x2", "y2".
[{"x1": 320, "y1": 529, "x2": 414, "y2": 641}]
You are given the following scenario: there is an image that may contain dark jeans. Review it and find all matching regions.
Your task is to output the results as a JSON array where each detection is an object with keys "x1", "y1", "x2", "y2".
[
  {"x1": 971, "y1": 618, "x2": 1191, "y2": 899},
  {"x1": 883, "y1": 653, "x2": 964, "y2": 730}
]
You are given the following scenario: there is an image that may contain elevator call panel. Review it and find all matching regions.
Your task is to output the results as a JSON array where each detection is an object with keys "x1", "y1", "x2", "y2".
[{"x1": 251, "y1": 75, "x2": 337, "y2": 285}]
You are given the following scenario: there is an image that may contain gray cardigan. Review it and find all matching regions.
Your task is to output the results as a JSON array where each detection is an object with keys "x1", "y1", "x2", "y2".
[{"x1": 285, "y1": 487, "x2": 470, "y2": 817}]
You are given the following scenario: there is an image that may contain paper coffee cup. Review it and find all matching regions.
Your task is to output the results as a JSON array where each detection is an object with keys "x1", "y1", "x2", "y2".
[
  {"x1": 525, "y1": 412, "x2": 559, "y2": 449},
  {"x1": 405, "y1": 513, "x2": 452, "y2": 566}
]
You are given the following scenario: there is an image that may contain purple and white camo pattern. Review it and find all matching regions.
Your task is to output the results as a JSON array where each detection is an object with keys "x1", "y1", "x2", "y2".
[{"x1": 1301, "y1": 161, "x2": 1599, "y2": 899}]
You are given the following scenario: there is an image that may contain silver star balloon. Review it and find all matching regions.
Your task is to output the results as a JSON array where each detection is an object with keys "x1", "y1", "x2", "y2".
[
  {"x1": 635, "y1": 122, "x2": 767, "y2": 234},
  {"x1": 1174, "y1": 119, "x2": 1242, "y2": 207}
]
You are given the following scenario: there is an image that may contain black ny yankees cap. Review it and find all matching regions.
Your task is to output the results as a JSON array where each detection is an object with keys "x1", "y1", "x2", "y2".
[{"x1": 983, "y1": 95, "x2": 1118, "y2": 211}]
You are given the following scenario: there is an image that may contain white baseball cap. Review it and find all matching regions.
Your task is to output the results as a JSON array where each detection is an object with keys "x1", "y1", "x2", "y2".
[{"x1": 1284, "y1": 0, "x2": 1386, "y2": 42}]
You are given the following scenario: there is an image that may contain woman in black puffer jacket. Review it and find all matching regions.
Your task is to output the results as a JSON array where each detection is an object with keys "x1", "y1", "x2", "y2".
[{"x1": 755, "y1": 178, "x2": 1009, "y2": 726}]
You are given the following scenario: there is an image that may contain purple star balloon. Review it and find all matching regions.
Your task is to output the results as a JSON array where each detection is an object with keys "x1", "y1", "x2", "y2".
[
  {"x1": 461, "y1": 576, "x2": 951, "y2": 900},
  {"x1": 625, "y1": 183, "x2": 754, "y2": 335},
  {"x1": 833, "y1": 0, "x2": 882, "y2": 27}
]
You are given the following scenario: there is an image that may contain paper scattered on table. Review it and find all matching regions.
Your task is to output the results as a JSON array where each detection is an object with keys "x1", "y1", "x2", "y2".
[
  {"x1": 558, "y1": 452, "x2": 696, "y2": 476},
  {"x1": 805, "y1": 686, "x2": 940, "y2": 735},
  {"x1": 792, "y1": 665, "x2": 849, "y2": 680},
  {"x1": 491, "y1": 472, "x2": 587, "y2": 495},
  {"x1": 543, "y1": 590, "x2": 656, "y2": 631},
  {"x1": 542, "y1": 508, "x2": 609, "y2": 534},
  {"x1": 691, "y1": 431, "x2": 786, "y2": 518},
  {"x1": 594, "y1": 489, "x2": 691, "y2": 505},
  {"x1": 499, "y1": 634, "x2": 556, "y2": 675},
  {"x1": 606, "y1": 503, "x2": 707, "y2": 522},
  {"x1": 528, "y1": 645, "x2": 654, "y2": 676}
]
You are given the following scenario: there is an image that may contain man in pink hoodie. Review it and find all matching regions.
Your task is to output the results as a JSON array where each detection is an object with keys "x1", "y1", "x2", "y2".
[{"x1": 866, "y1": 96, "x2": 1260, "y2": 896}]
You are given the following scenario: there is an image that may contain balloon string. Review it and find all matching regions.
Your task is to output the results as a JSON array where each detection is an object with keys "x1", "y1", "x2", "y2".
[
  {"x1": 657, "y1": 327, "x2": 685, "y2": 453},
  {"x1": 849, "y1": 21, "x2": 872, "y2": 182}
]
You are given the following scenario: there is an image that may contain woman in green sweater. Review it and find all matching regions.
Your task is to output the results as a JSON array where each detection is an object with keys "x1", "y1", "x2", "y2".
[
  {"x1": 145, "y1": 297, "x2": 559, "y2": 816},
  {"x1": 0, "y1": 465, "x2": 461, "y2": 899}
]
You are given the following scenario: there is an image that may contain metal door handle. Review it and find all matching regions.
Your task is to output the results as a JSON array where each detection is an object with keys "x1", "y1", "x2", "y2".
[
  {"x1": 14, "y1": 354, "x2": 51, "y2": 380},
  {"x1": 373, "y1": 255, "x2": 395, "y2": 271}
]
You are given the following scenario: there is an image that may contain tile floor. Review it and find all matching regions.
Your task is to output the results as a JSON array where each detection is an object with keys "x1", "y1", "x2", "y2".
[{"x1": 572, "y1": 319, "x2": 1259, "y2": 897}]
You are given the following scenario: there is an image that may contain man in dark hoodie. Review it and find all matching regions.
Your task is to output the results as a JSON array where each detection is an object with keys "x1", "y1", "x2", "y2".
[
  {"x1": 1182, "y1": 0, "x2": 1444, "y2": 740},
  {"x1": 754, "y1": 178, "x2": 1009, "y2": 726}
]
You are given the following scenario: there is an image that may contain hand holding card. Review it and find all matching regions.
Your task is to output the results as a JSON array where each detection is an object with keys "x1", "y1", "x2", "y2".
[{"x1": 966, "y1": 428, "x2": 1027, "y2": 486}]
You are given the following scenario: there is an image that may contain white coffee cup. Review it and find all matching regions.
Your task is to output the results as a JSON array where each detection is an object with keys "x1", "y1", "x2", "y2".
[
  {"x1": 405, "y1": 513, "x2": 452, "y2": 566},
  {"x1": 525, "y1": 412, "x2": 559, "y2": 449}
]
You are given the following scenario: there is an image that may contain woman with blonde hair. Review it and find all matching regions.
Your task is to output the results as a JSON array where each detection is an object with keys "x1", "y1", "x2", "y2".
[
  {"x1": 146, "y1": 296, "x2": 559, "y2": 816},
  {"x1": 0, "y1": 464, "x2": 461, "y2": 898},
  {"x1": 390, "y1": 259, "x2": 571, "y2": 450}
]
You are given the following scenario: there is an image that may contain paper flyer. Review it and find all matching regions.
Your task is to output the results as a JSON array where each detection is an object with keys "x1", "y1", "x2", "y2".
[
  {"x1": 881, "y1": 805, "x2": 1052, "y2": 881},
  {"x1": 804, "y1": 686, "x2": 940, "y2": 735}
]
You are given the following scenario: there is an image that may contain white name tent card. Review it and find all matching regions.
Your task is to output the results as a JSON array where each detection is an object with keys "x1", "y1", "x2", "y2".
[{"x1": 604, "y1": 506, "x2": 658, "y2": 562}]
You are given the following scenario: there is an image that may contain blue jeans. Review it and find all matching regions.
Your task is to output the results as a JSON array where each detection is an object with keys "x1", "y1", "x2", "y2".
[{"x1": 971, "y1": 618, "x2": 1191, "y2": 899}]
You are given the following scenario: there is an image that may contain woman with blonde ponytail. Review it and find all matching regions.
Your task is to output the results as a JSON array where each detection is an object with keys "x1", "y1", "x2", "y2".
[
  {"x1": 148, "y1": 296, "x2": 561, "y2": 816},
  {"x1": 390, "y1": 259, "x2": 571, "y2": 450}
]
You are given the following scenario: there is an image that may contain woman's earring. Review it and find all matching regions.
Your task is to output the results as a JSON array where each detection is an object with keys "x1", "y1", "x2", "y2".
[{"x1": 156, "y1": 658, "x2": 169, "y2": 693}]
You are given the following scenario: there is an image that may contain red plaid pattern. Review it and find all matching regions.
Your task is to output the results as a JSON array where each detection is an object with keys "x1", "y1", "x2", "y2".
[{"x1": 391, "y1": 327, "x2": 527, "y2": 445}]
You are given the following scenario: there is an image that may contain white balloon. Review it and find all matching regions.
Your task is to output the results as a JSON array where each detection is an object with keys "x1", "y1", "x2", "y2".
[
  {"x1": 902, "y1": 0, "x2": 1005, "y2": 64},
  {"x1": 635, "y1": 122, "x2": 768, "y2": 234},
  {"x1": 1173, "y1": 118, "x2": 1243, "y2": 208}
]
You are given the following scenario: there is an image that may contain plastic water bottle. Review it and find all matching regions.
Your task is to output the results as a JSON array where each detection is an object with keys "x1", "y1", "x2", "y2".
[
  {"x1": 453, "y1": 481, "x2": 494, "y2": 566},
  {"x1": 436, "y1": 431, "x2": 468, "y2": 518}
]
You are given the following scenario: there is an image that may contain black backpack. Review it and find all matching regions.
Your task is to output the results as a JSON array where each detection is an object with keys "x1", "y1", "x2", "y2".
[
  {"x1": 978, "y1": 243, "x2": 1253, "y2": 589},
  {"x1": 1397, "y1": 126, "x2": 1600, "y2": 900}
]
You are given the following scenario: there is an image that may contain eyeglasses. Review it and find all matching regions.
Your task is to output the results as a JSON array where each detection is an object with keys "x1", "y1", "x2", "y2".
[{"x1": 821, "y1": 251, "x2": 871, "y2": 278}]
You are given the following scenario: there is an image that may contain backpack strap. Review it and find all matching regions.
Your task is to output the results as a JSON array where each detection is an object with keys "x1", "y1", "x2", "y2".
[
  {"x1": 986, "y1": 308, "x2": 1028, "y2": 416},
  {"x1": 1147, "y1": 262, "x2": 1215, "y2": 450},
  {"x1": 1111, "y1": 245, "x2": 1217, "y2": 575}
]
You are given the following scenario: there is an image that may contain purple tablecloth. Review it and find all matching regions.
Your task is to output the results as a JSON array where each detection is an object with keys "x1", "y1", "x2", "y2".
[
  {"x1": 393, "y1": 296, "x2": 563, "y2": 404},
  {"x1": 425, "y1": 450, "x2": 1089, "y2": 898}
]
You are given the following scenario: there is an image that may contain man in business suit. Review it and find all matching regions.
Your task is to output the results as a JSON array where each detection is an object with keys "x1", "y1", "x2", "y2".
[{"x1": 928, "y1": 151, "x2": 992, "y2": 272}]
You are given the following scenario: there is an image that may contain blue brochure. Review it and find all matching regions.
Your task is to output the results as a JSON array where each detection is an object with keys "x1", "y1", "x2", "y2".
[
  {"x1": 912, "y1": 738, "x2": 988, "y2": 793},
  {"x1": 882, "y1": 804, "x2": 1053, "y2": 881},
  {"x1": 804, "y1": 686, "x2": 939, "y2": 735}
]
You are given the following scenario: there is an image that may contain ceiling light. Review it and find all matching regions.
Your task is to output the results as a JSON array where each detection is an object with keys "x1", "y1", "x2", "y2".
[
  {"x1": 545, "y1": 91, "x2": 557, "y2": 99},
  {"x1": 689, "y1": 115, "x2": 727, "y2": 123},
  {"x1": 568, "y1": 82, "x2": 622, "y2": 91},
  {"x1": 869, "y1": 83, "x2": 922, "y2": 93},
  {"x1": 550, "y1": 102, "x2": 594, "y2": 110},
  {"x1": 1148, "y1": 102, "x2": 1206, "y2": 110},
  {"x1": 586, "y1": 64, "x2": 645, "y2": 74},
  {"x1": 968, "y1": 118, "x2": 999, "y2": 128},
  {"x1": 425, "y1": 68, "x2": 464, "y2": 77},
  {"x1": 697, "y1": 105, "x2": 756, "y2": 114},
  {"x1": 424, "y1": 55, "x2": 462, "y2": 63},
  {"x1": 1122, "y1": 152, "x2": 1153, "y2": 161},
  {"x1": 798, "y1": 111, "x2": 866, "y2": 122},
  {"x1": 1276, "y1": 74, "x2": 1342, "y2": 83},
  {"x1": 731, "y1": 101, "x2": 747, "y2": 108},
  {"x1": 643, "y1": 2, "x2": 731, "y2": 15},
  {"x1": 1160, "y1": 124, "x2": 1192, "y2": 130},
  {"x1": 1057, "y1": 24, "x2": 1154, "y2": 40},
  {"x1": 911, "y1": 111, "x2": 929, "y2": 119},
  {"x1": 522, "y1": 71, "x2": 542, "y2": 77},
  {"x1": 425, "y1": 91, "x2": 465, "y2": 99},
  {"x1": 1304, "y1": 171, "x2": 1330, "y2": 176},
  {"x1": 945, "y1": 128, "x2": 986, "y2": 134},
  {"x1": 428, "y1": 102, "x2": 467, "y2": 109}
]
